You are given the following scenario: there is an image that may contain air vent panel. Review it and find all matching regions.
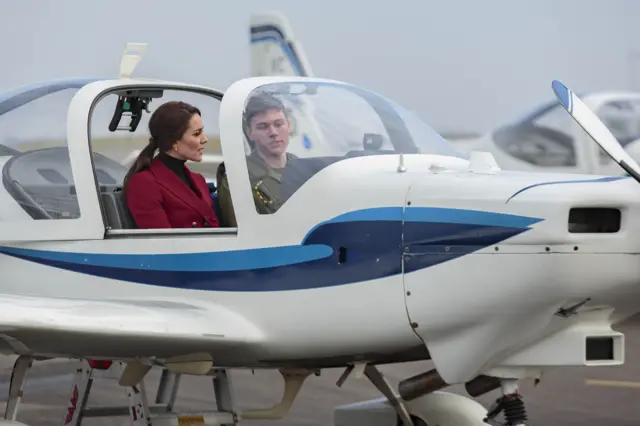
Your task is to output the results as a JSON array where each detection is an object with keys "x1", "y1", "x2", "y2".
[{"x1": 568, "y1": 208, "x2": 620, "y2": 233}]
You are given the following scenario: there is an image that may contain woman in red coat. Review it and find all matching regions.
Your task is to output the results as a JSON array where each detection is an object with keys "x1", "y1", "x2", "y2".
[{"x1": 122, "y1": 101, "x2": 220, "y2": 229}]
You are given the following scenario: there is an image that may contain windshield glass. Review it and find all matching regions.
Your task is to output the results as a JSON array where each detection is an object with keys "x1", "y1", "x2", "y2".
[
  {"x1": 243, "y1": 81, "x2": 461, "y2": 159},
  {"x1": 0, "y1": 78, "x2": 132, "y2": 221},
  {"x1": 241, "y1": 81, "x2": 462, "y2": 216}
]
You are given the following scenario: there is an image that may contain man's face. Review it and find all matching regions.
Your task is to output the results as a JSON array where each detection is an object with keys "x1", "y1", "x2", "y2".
[{"x1": 247, "y1": 108, "x2": 290, "y2": 159}]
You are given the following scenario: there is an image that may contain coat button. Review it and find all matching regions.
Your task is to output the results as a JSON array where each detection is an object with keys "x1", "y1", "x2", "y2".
[{"x1": 191, "y1": 222, "x2": 197, "y2": 227}]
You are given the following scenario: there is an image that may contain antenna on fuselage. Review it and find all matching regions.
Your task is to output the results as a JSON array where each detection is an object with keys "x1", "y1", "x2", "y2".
[
  {"x1": 119, "y1": 42, "x2": 147, "y2": 79},
  {"x1": 397, "y1": 153, "x2": 407, "y2": 173}
]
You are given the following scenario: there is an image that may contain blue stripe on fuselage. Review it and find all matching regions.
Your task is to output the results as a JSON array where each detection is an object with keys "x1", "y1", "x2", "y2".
[
  {"x1": 0, "y1": 244, "x2": 333, "y2": 272},
  {"x1": 302, "y1": 207, "x2": 541, "y2": 242},
  {"x1": 0, "y1": 207, "x2": 542, "y2": 292}
]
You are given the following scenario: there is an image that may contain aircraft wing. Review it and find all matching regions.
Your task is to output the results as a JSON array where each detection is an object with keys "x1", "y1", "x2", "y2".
[{"x1": 0, "y1": 293, "x2": 262, "y2": 361}]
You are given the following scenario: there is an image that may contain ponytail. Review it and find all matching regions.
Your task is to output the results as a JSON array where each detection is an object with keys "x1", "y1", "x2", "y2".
[{"x1": 122, "y1": 138, "x2": 157, "y2": 198}]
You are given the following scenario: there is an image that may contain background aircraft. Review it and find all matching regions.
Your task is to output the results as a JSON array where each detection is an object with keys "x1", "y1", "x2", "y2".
[{"x1": 454, "y1": 91, "x2": 640, "y2": 175}]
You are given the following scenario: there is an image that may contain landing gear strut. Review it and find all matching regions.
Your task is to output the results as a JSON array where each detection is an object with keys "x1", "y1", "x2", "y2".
[
  {"x1": 4, "y1": 355, "x2": 32, "y2": 422},
  {"x1": 484, "y1": 379, "x2": 527, "y2": 426},
  {"x1": 363, "y1": 364, "x2": 414, "y2": 426}
]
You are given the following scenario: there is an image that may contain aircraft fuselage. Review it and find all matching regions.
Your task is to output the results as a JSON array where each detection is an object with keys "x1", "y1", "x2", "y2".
[{"x1": 0, "y1": 154, "x2": 637, "y2": 384}]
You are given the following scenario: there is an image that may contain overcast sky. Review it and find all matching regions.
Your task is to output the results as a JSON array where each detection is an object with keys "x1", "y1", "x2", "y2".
[{"x1": 1, "y1": 0, "x2": 639, "y2": 135}]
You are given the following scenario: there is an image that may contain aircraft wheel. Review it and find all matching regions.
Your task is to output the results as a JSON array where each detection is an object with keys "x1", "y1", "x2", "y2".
[{"x1": 402, "y1": 391, "x2": 487, "y2": 426}]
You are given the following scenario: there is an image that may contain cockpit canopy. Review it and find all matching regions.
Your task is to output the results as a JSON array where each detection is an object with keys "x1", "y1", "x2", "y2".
[
  {"x1": 242, "y1": 80, "x2": 462, "y2": 160},
  {"x1": 236, "y1": 80, "x2": 464, "y2": 214},
  {"x1": 0, "y1": 76, "x2": 464, "y2": 227}
]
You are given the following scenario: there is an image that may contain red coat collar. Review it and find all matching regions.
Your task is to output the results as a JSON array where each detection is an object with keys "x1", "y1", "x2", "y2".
[{"x1": 148, "y1": 158, "x2": 213, "y2": 221}]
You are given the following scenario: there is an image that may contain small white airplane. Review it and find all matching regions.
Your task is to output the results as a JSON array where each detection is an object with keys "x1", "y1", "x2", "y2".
[
  {"x1": 0, "y1": 36, "x2": 640, "y2": 426},
  {"x1": 455, "y1": 91, "x2": 640, "y2": 175}
]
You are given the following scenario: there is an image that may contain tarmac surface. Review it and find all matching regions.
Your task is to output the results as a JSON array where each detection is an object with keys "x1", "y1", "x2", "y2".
[{"x1": 2, "y1": 316, "x2": 640, "y2": 426}]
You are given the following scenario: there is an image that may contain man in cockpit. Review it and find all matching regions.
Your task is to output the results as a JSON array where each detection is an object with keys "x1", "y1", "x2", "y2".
[{"x1": 216, "y1": 92, "x2": 297, "y2": 227}]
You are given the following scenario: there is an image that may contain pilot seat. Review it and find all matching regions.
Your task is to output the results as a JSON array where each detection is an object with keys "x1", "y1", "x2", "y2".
[
  {"x1": 207, "y1": 181, "x2": 223, "y2": 220},
  {"x1": 100, "y1": 190, "x2": 137, "y2": 230}
]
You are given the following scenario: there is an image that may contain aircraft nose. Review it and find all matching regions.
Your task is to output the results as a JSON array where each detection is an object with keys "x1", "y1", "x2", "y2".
[
  {"x1": 404, "y1": 172, "x2": 640, "y2": 324},
  {"x1": 504, "y1": 175, "x2": 640, "y2": 249},
  {"x1": 501, "y1": 175, "x2": 640, "y2": 320}
]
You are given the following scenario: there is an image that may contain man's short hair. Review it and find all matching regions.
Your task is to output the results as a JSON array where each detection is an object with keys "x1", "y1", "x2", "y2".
[{"x1": 243, "y1": 92, "x2": 287, "y2": 129}]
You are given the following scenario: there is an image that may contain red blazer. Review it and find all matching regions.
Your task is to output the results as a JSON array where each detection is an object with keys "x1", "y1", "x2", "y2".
[{"x1": 125, "y1": 158, "x2": 220, "y2": 229}]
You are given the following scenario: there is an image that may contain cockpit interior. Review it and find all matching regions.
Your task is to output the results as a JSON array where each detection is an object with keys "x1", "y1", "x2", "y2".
[{"x1": 0, "y1": 86, "x2": 219, "y2": 230}]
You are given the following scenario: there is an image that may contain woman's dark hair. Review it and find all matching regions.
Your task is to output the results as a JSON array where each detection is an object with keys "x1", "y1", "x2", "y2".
[{"x1": 122, "y1": 100, "x2": 201, "y2": 193}]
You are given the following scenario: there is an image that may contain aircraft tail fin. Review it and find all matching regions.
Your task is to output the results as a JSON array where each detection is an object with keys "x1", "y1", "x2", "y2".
[
  {"x1": 248, "y1": 12, "x2": 324, "y2": 157},
  {"x1": 250, "y1": 11, "x2": 314, "y2": 77}
]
